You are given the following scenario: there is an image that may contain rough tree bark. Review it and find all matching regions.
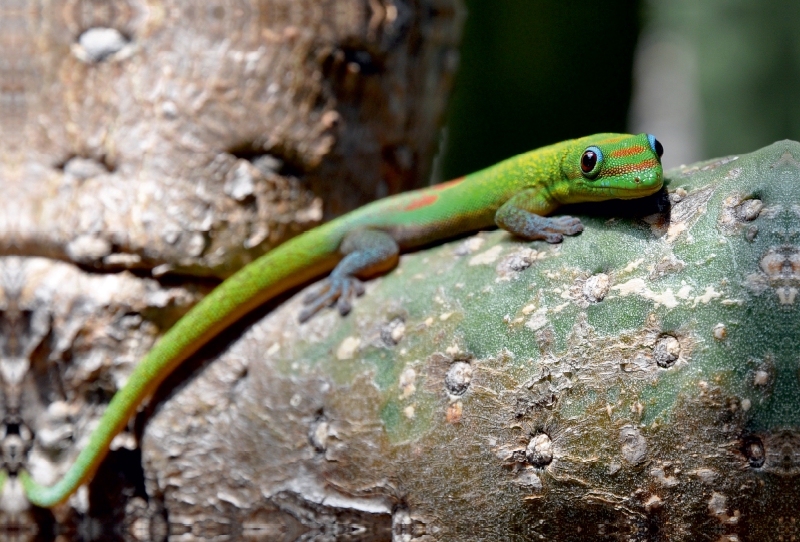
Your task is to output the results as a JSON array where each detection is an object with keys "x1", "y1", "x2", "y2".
[{"x1": 0, "y1": 1, "x2": 463, "y2": 539}]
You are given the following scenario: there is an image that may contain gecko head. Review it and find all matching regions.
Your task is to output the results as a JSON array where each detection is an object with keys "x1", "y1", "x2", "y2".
[{"x1": 559, "y1": 133, "x2": 664, "y2": 203}]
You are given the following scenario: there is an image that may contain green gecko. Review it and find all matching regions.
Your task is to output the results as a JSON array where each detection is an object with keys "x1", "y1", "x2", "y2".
[{"x1": 14, "y1": 132, "x2": 663, "y2": 507}]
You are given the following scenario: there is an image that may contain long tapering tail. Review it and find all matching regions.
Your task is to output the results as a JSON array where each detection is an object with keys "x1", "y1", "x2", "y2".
[{"x1": 21, "y1": 224, "x2": 342, "y2": 507}]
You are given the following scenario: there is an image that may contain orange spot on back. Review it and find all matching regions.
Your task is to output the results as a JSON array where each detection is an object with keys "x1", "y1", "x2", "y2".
[
  {"x1": 404, "y1": 193, "x2": 438, "y2": 211},
  {"x1": 609, "y1": 145, "x2": 646, "y2": 158}
]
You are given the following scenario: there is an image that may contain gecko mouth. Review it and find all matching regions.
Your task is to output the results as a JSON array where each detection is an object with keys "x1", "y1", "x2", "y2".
[
  {"x1": 589, "y1": 183, "x2": 663, "y2": 199},
  {"x1": 594, "y1": 183, "x2": 660, "y2": 191}
]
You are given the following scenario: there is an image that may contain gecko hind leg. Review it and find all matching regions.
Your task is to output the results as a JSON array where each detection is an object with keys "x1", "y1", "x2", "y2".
[{"x1": 299, "y1": 229, "x2": 399, "y2": 322}]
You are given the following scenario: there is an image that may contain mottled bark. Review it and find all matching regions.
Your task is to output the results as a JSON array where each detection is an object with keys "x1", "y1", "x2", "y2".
[{"x1": 1, "y1": 0, "x2": 462, "y2": 276}]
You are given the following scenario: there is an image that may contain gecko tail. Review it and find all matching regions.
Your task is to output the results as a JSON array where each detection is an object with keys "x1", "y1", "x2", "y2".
[{"x1": 20, "y1": 225, "x2": 343, "y2": 508}]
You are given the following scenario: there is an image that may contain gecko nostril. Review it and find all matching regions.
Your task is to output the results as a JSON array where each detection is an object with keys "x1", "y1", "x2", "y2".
[{"x1": 634, "y1": 177, "x2": 641, "y2": 184}]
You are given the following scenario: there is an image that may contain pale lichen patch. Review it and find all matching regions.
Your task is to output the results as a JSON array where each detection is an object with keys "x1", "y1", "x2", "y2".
[
  {"x1": 610, "y1": 278, "x2": 647, "y2": 296},
  {"x1": 692, "y1": 286, "x2": 722, "y2": 307},
  {"x1": 503, "y1": 314, "x2": 525, "y2": 326},
  {"x1": 646, "y1": 289, "x2": 680, "y2": 309},
  {"x1": 650, "y1": 465, "x2": 679, "y2": 487},
  {"x1": 453, "y1": 235, "x2": 485, "y2": 256},
  {"x1": 469, "y1": 245, "x2": 503, "y2": 266},
  {"x1": 399, "y1": 367, "x2": 417, "y2": 399},
  {"x1": 336, "y1": 336, "x2": 361, "y2": 360},
  {"x1": 622, "y1": 258, "x2": 645, "y2": 274},
  {"x1": 525, "y1": 309, "x2": 548, "y2": 332},
  {"x1": 552, "y1": 302, "x2": 570, "y2": 313},
  {"x1": 610, "y1": 278, "x2": 680, "y2": 309},
  {"x1": 666, "y1": 222, "x2": 687, "y2": 241}
]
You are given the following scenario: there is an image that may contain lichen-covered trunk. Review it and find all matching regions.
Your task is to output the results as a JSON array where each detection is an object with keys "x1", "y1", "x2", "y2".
[{"x1": 143, "y1": 141, "x2": 800, "y2": 540}]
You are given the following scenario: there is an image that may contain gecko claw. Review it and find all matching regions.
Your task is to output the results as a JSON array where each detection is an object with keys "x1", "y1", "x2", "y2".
[
  {"x1": 302, "y1": 282, "x2": 330, "y2": 304},
  {"x1": 548, "y1": 216, "x2": 583, "y2": 235},
  {"x1": 539, "y1": 216, "x2": 583, "y2": 242},
  {"x1": 299, "y1": 275, "x2": 365, "y2": 322}
]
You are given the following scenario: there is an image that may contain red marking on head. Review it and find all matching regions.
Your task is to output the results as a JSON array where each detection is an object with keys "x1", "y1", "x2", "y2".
[
  {"x1": 609, "y1": 145, "x2": 647, "y2": 158},
  {"x1": 404, "y1": 193, "x2": 438, "y2": 211},
  {"x1": 602, "y1": 158, "x2": 660, "y2": 177},
  {"x1": 431, "y1": 176, "x2": 465, "y2": 190}
]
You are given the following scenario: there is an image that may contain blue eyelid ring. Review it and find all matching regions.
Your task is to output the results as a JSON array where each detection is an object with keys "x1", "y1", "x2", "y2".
[{"x1": 647, "y1": 134, "x2": 664, "y2": 159}]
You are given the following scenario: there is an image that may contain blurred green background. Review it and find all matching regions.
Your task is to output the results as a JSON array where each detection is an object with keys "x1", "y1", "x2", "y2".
[
  {"x1": 436, "y1": 0, "x2": 640, "y2": 179},
  {"x1": 437, "y1": 0, "x2": 800, "y2": 176}
]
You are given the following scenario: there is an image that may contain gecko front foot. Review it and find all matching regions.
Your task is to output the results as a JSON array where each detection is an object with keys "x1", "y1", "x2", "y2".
[
  {"x1": 495, "y1": 202, "x2": 585, "y2": 243},
  {"x1": 299, "y1": 274, "x2": 366, "y2": 322},
  {"x1": 541, "y1": 215, "x2": 584, "y2": 243}
]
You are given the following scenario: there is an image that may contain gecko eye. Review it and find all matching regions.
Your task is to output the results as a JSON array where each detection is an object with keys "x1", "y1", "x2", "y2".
[
  {"x1": 647, "y1": 134, "x2": 664, "y2": 159},
  {"x1": 580, "y1": 146, "x2": 603, "y2": 179}
]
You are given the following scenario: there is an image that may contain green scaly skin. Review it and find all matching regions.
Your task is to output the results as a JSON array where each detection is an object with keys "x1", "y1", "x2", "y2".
[{"x1": 12, "y1": 133, "x2": 663, "y2": 507}]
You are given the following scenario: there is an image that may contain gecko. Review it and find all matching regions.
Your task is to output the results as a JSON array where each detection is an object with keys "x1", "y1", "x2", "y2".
[{"x1": 14, "y1": 132, "x2": 663, "y2": 507}]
